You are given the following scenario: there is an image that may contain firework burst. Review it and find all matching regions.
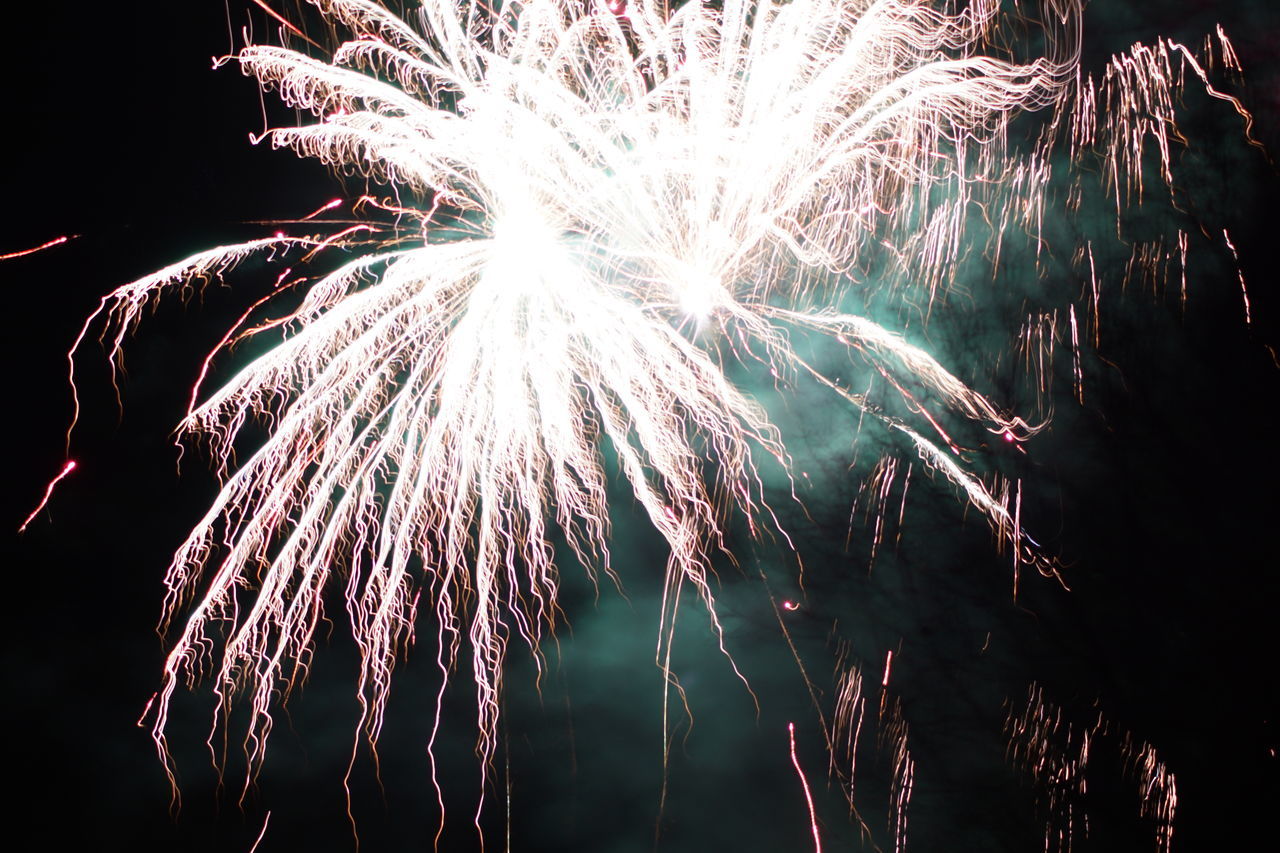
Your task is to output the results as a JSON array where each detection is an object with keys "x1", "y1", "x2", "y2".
[{"x1": 51, "y1": 0, "x2": 1257, "y2": 838}]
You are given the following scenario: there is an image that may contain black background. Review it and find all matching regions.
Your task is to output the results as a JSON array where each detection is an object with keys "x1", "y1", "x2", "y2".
[{"x1": 4, "y1": 2, "x2": 1278, "y2": 851}]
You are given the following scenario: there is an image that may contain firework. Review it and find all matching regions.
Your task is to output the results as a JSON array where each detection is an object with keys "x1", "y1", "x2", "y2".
[
  {"x1": 1005, "y1": 685, "x2": 1179, "y2": 853},
  {"x1": 50, "y1": 0, "x2": 1257, "y2": 841}
]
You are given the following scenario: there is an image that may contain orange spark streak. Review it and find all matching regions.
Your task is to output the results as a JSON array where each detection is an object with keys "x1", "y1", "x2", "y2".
[
  {"x1": 248, "y1": 811, "x2": 271, "y2": 853},
  {"x1": 246, "y1": 199, "x2": 347, "y2": 226},
  {"x1": 249, "y1": 0, "x2": 322, "y2": 49},
  {"x1": 0, "y1": 234, "x2": 77, "y2": 261},
  {"x1": 18, "y1": 459, "x2": 77, "y2": 532},
  {"x1": 1222, "y1": 229, "x2": 1251, "y2": 326},
  {"x1": 299, "y1": 224, "x2": 375, "y2": 263},
  {"x1": 300, "y1": 198, "x2": 345, "y2": 221},
  {"x1": 788, "y1": 722, "x2": 823, "y2": 853},
  {"x1": 137, "y1": 692, "x2": 158, "y2": 727}
]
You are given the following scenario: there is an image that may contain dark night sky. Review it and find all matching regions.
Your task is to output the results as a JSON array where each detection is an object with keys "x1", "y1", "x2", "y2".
[{"x1": 4, "y1": 2, "x2": 1278, "y2": 851}]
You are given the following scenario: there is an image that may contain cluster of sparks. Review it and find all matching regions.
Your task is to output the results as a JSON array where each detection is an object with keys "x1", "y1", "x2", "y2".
[
  {"x1": 45, "y1": 0, "x2": 1255, "y2": 842},
  {"x1": 1006, "y1": 684, "x2": 1179, "y2": 853},
  {"x1": 823, "y1": 650, "x2": 914, "y2": 851}
]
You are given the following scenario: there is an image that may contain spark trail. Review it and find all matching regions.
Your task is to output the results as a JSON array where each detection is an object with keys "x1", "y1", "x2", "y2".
[{"x1": 61, "y1": 0, "x2": 1254, "y2": 832}]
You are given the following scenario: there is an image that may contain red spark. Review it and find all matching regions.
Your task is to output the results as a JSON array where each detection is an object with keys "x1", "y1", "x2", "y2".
[
  {"x1": 0, "y1": 234, "x2": 78, "y2": 261},
  {"x1": 249, "y1": 0, "x2": 323, "y2": 49},
  {"x1": 137, "y1": 692, "x2": 158, "y2": 727}
]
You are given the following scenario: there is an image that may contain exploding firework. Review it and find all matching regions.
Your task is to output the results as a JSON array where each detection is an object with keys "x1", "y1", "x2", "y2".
[{"x1": 17, "y1": 0, "x2": 1271, "y2": 848}]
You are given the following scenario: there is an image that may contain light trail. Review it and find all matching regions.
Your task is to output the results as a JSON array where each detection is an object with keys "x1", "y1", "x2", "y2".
[
  {"x1": 789, "y1": 722, "x2": 824, "y2": 853},
  {"x1": 18, "y1": 460, "x2": 77, "y2": 533},
  {"x1": 247, "y1": 810, "x2": 272, "y2": 853},
  {"x1": 0, "y1": 234, "x2": 77, "y2": 261}
]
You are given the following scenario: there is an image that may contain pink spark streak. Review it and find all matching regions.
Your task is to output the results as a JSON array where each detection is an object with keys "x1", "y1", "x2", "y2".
[
  {"x1": 0, "y1": 234, "x2": 77, "y2": 261},
  {"x1": 18, "y1": 460, "x2": 77, "y2": 532},
  {"x1": 789, "y1": 722, "x2": 823, "y2": 853}
]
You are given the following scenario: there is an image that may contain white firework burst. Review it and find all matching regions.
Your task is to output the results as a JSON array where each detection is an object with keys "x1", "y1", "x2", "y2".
[{"x1": 65, "y1": 0, "x2": 1250, "y2": 817}]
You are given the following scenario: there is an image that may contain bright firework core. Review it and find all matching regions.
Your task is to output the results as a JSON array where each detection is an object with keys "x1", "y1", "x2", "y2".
[{"x1": 53, "y1": 0, "x2": 1259, "y2": 845}]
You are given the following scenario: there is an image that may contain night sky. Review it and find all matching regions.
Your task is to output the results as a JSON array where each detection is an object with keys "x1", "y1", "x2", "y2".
[{"x1": 4, "y1": 2, "x2": 1278, "y2": 851}]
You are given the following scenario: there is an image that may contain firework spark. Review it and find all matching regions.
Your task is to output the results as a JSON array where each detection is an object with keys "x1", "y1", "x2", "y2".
[
  {"x1": 1006, "y1": 684, "x2": 1179, "y2": 853},
  {"x1": 59, "y1": 0, "x2": 1254, "y2": 835},
  {"x1": 0, "y1": 234, "x2": 77, "y2": 262},
  {"x1": 789, "y1": 721, "x2": 824, "y2": 853},
  {"x1": 17, "y1": 459, "x2": 77, "y2": 533}
]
